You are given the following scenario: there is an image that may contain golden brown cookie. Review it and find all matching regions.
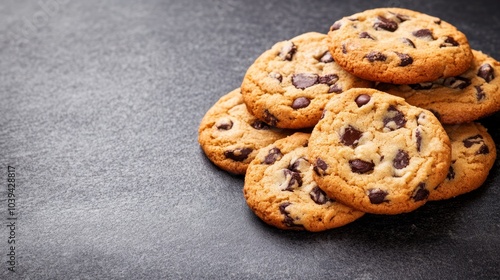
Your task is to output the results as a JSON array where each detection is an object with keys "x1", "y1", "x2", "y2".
[
  {"x1": 308, "y1": 88, "x2": 451, "y2": 214},
  {"x1": 430, "y1": 122, "x2": 497, "y2": 200},
  {"x1": 243, "y1": 133, "x2": 364, "y2": 231},
  {"x1": 328, "y1": 7, "x2": 473, "y2": 84},
  {"x1": 378, "y1": 50, "x2": 500, "y2": 124},
  {"x1": 241, "y1": 32, "x2": 372, "y2": 129},
  {"x1": 198, "y1": 88, "x2": 291, "y2": 175}
]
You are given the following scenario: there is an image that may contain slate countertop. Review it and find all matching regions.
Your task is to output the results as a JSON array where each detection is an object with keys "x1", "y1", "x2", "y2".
[{"x1": 1, "y1": 0, "x2": 499, "y2": 279}]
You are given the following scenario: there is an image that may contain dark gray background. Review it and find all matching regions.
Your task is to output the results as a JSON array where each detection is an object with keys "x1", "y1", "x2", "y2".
[{"x1": 1, "y1": 0, "x2": 500, "y2": 279}]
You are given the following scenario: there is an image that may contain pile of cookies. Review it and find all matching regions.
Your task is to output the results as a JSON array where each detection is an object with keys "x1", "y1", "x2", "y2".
[{"x1": 198, "y1": 7, "x2": 499, "y2": 232}]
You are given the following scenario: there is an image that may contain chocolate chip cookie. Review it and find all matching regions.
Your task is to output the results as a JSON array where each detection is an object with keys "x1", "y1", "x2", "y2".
[
  {"x1": 430, "y1": 122, "x2": 497, "y2": 201},
  {"x1": 308, "y1": 88, "x2": 451, "y2": 214},
  {"x1": 243, "y1": 132, "x2": 365, "y2": 231},
  {"x1": 198, "y1": 88, "x2": 291, "y2": 175},
  {"x1": 241, "y1": 32, "x2": 373, "y2": 129},
  {"x1": 378, "y1": 50, "x2": 500, "y2": 124},
  {"x1": 328, "y1": 7, "x2": 473, "y2": 84}
]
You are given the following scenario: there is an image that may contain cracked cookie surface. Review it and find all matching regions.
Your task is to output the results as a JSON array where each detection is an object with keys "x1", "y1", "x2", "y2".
[
  {"x1": 241, "y1": 32, "x2": 372, "y2": 129},
  {"x1": 430, "y1": 122, "x2": 497, "y2": 200},
  {"x1": 308, "y1": 88, "x2": 451, "y2": 214},
  {"x1": 328, "y1": 7, "x2": 473, "y2": 84},
  {"x1": 378, "y1": 50, "x2": 500, "y2": 124},
  {"x1": 198, "y1": 88, "x2": 291, "y2": 175},
  {"x1": 243, "y1": 132, "x2": 364, "y2": 231}
]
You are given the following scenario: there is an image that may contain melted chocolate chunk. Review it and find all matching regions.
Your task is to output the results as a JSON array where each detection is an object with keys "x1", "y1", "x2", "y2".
[
  {"x1": 401, "y1": 37, "x2": 416, "y2": 48},
  {"x1": 447, "y1": 165, "x2": 455, "y2": 180},
  {"x1": 393, "y1": 150, "x2": 410, "y2": 169},
  {"x1": 373, "y1": 16, "x2": 398, "y2": 32},
  {"x1": 224, "y1": 147, "x2": 252, "y2": 162},
  {"x1": 478, "y1": 63, "x2": 495, "y2": 82},
  {"x1": 250, "y1": 120, "x2": 271, "y2": 130},
  {"x1": 292, "y1": 97, "x2": 311, "y2": 109},
  {"x1": 415, "y1": 128, "x2": 422, "y2": 152},
  {"x1": 263, "y1": 109, "x2": 278, "y2": 126},
  {"x1": 329, "y1": 84, "x2": 343, "y2": 93},
  {"x1": 341, "y1": 125, "x2": 363, "y2": 147},
  {"x1": 310, "y1": 186, "x2": 330, "y2": 205},
  {"x1": 279, "y1": 41, "x2": 297, "y2": 61},
  {"x1": 318, "y1": 74, "x2": 339, "y2": 85},
  {"x1": 289, "y1": 157, "x2": 308, "y2": 173},
  {"x1": 263, "y1": 147, "x2": 282, "y2": 164},
  {"x1": 292, "y1": 73, "x2": 319, "y2": 89},
  {"x1": 216, "y1": 118, "x2": 233, "y2": 130},
  {"x1": 389, "y1": 11, "x2": 410, "y2": 22},
  {"x1": 279, "y1": 202, "x2": 301, "y2": 228},
  {"x1": 383, "y1": 105, "x2": 407, "y2": 131},
  {"x1": 440, "y1": 36, "x2": 459, "y2": 47},
  {"x1": 342, "y1": 44, "x2": 347, "y2": 54},
  {"x1": 412, "y1": 183, "x2": 429, "y2": 201},
  {"x1": 475, "y1": 86, "x2": 486, "y2": 101},
  {"x1": 478, "y1": 144, "x2": 490, "y2": 155},
  {"x1": 409, "y1": 82, "x2": 433, "y2": 90},
  {"x1": 366, "y1": 51, "x2": 387, "y2": 62},
  {"x1": 412, "y1": 29, "x2": 434, "y2": 40},
  {"x1": 319, "y1": 51, "x2": 334, "y2": 63},
  {"x1": 282, "y1": 169, "x2": 303, "y2": 191},
  {"x1": 313, "y1": 158, "x2": 328, "y2": 176},
  {"x1": 463, "y1": 134, "x2": 484, "y2": 148},
  {"x1": 442, "y1": 76, "x2": 471, "y2": 89},
  {"x1": 355, "y1": 94, "x2": 371, "y2": 107},
  {"x1": 349, "y1": 159, "x2": 374, "y2": 174},
  {"x1": 396, "y1": 52, "x2": 413, "y2": 66},
  {"x1": 368, "y1": 188, "x2": 388, "y2": 204},
  {"x1": 269, "y1": 72, "x2": 283, "y2": 83},
  {"x1": 330, "y1": 21, "x2": 342, "y2": 31},
  {"x1": 359, "y1": 32, "x2": 375, "y2": 40}
]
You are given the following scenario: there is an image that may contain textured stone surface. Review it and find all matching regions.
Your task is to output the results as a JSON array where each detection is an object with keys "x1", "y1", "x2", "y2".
[{"x1": 0, "y1": 0, "x2": 500, "y2": 279}]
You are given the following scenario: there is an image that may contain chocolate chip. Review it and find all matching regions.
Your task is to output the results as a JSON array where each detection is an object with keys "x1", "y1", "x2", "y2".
[
  {"x1": 342, "y1": 44, "x2": 347, "y2": 54},
  {"x1": 289, "y1": 157, "x2": 308, "y2": 173},
  {"x1": 263, "y1": 147, "x2": 282, "y2": 164},
  {"x1": 313, "y1": 158, "x2": 328, "y2": 176},
  {"x1": 355, "y1": 94, "x2": 371, "y2": 107},
  {"x1": 359, "y1": 32, "x2": 375, "y2": 40},
  {"x1": 279, "y1": 202, "x2": 300, "y2": 228},
  {"x1": 329, "y1": 84, "x2": 343, "y2": 93},
  {"x1": 447, "y1": 165, "x2": 455, "y2": 180},
  {"x1": 310, "y1": 186, "x2": 330, "y2": 205},
  {"x1": 442, "y1": 76, "x2": 471, "y2": 89},
  {"x1": 330, "y1": 21, "x2": 342, "y2": 31},
  {"x1": 478, "y1": 63, "x2": 495, "y2": 82},
  {"x1": 269, "y1": 72, "x2": 283, "y2": 83},
  {"x1": 383, "y1": 105, "x2": 407, "y2": 131},
  {"x1": 292, "y1": 73, "x2": 318, "y2": 89},
  {"x1": 475, "y1": 86, "x2": 486, "y2": 101},
  {"x1": 412, "y1": 183, "x2": 429, "y2": 201},
  {"x1": 368, "y1": 188, "x2": 388, "y2": 204},
  {"x1": 412, "y1": 29, "x2": 434, "y2": 40},
  {"x1": 318, "y1": 74, "x2": 339, "y2": 86},
  {"x1": 373, "y1": 16, "x2": 398, "y2": 32},
  {"x1": 366, "y1": 51, "x2": 387, "y2": 62},
  {"x1": 224, "y1": 147, "x2": 253, "y2": 162},
  {"x1": 390, "y1": 12, "x2": 410, "y2": 22},
  {"x1": 279, "y1": 41, "x2": 297, "y2": 61},
  {"x1": 349, "y1": 159, "x2": 374, "y2": 174},
  {"x1": 478, "y1": 144, "x2": 490, "y2": 155},
  {"x1": 319, "y1": 51, "x2": 334, "y2": 63},
  {"x1": 434, "y1": 18, "x2": 442, "y2": 24},
  {"x1": 401, "y1": 38, "x2": 416, "y2": 48},
  {"x1": 395, "y1": 52, "x2": 413, "y2": 66},
  {"x1": 341, "y1": 125, "x2": 363, "y2": 147},
  {"x1": 440, "y1": 36, "x2": 459, "y2": 47},
  {"x1": 282, "y1": 169, "x2": 303, "y2": 191},
  {"x1": 409, "y1": 82, "x2": 433, "y2": 90},
  {"x1": 292, "y1": 97, "x2": 310, "y2": 109},
  {"x1": 216, "y1": 118, "x2": 233, "y2": 130},
  {"x1": 415, "y1": 128, "x2": 422, "y2": 152},
  {"x1": 264, "y1": 109, "x2": 278, "y2": 126},
  {"x1": 250, "y1": 120, "x2": 271, "y2": 130},
  {"x1": 393, "y1": 150, "x2": 410, "y2": 169},
  {"x1": 463, "y1": 134, "x2": 484, "y2": 148}
]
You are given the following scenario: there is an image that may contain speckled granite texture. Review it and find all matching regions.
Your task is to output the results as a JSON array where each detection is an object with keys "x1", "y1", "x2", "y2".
[{"x1": 1, "y1": 0, "x2": 499, "y2": 279}]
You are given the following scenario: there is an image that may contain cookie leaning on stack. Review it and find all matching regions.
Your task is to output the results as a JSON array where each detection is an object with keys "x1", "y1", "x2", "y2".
[{"x1": 198, "y1": 7, "x2": 499, "y2": 231}]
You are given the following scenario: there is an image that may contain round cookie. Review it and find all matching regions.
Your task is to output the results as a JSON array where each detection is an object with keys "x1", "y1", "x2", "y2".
[
  {"x1": 241, "y1": 32, "x2": 373, "y2": 129},
  {"x1": 308, "y1": 88, "x2": 451, "y2": 214},
  {"x1": 378, "y1": 50, "x2": 500, "y2": 124},
  {"x1": 328, "y1": 7, "x2": 473, "y2": 84},
  {"x1": 198, "y1": 88, "x2": 291, "y2": 175},
  {"x1": 243, "y1": 132, "x2": 364, "y2": 231},
  {"x1": 430, "y1": 122, "x2": 497, "y2": 201}
]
